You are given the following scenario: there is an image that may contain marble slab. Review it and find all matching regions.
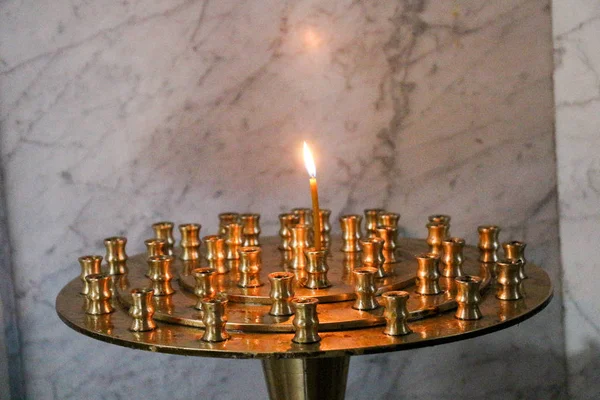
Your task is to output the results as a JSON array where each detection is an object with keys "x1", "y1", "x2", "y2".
[{"x1": 0, "y1": 0, "x2": 565, "y2": 398}]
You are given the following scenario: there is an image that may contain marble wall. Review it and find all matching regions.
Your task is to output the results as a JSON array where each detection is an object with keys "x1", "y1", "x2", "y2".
[
  {"x1": 553, "y1": 1, "x2": 600, "y2": 399},
  {"x1": 0, "y1": 1, "x2": 565, "y2": 399}
]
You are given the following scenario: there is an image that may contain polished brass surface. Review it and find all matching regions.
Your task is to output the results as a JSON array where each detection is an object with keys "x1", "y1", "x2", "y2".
[
  {"x1": 268, "y1": 272, "x2": 295, "y2": 316},
  {"x1": 496, "y1": 259, "x2": 524, "y2": 300},
  {"x1": 340, "y1": 215, "x2": 361, "y2": 252},
  {"x1": 278, "y1": 213, "x2": 299, "y2": 251},
  {"x1": 353, "y1": 267, "x2": 379, "y2": 310},
  {"x1": 201, "y1": 297, "x2": 229, "y2": 342},
  {"x1": 85, "y1": 273, "x2": 113, "y2": 315},
  {"x1": 290, "y1": 224, "x2": 310, "y2": 269},
  {"x1": 304, "y1": 248, "x2": 331, "y2": 289},
  {"x1": 218, "y1": 212, "x2": 240, "y2": 236},
  {"x1": 377, "y1": 227, "x2": 397, "y2": 263},
  {"x1": 262, "y1": 356, "x2": 349, "y2": 400},
  {"x1": 441, "y1": 237, "x2": 465, "y2": 278},
  {"x1": 147, "y1": 255, "x2": 175, "y2": 296},
  {"x1": 454, "y1": 276, "x2": 482, "y2": 320},
  {"x1": 238, "y1": 246, "x2": 263, "y2": 288},
  {"x1": 203, "y1": 235, "x2": 228, "y2": 274},
  {"x1": 503, "y1": 241, "x2": 527, "y2": 280},
  {"x1": 292, "y1": 208, "x2": 313, "y2": 226},
  {"x1": 415, "y1": 253, "x2": 442, "y2": 295},
  {"x1": 364, "y1": 209, "x2": 384, "y2": 239},
  {"x1": 152, "y1": 221, "x2": 175, "y2": 256},
  {"x1": 241, "y1": 213, "x2": 261, "y2": 247},
  {"x1": 225, "y1": 223, "x2": 243, "y2": 260},
  {"x1": 79, "y1": 255, "x2": 102, "y2": 295},
  {"x1": 318, "y1": 209, "x2": 331, "y2": 249},
  {"x1": 428, "y1": 214, "x2": 451, "y2": 236},
  {"x1": 129, "y1": 288, "x2": 157, "y2": 332},
  {"x1": 425, "y1": 223, "x2": 447, "y2": 257},
  {"x1": 360, "y1": 237, "x2": 386, "y2": 278},
  {"x1": 104, "y1": 236, "x2": 128, "y2": 275},
  {"x1": 478, "y1": 225, "x2": 500, "y2": 263},
  {"x1": 382, "y1": 291, "x2": 412, "y2": 336},
  {"x1": 378, "y1": 212, "x2": 400, "y2": 229},
  {"x1": 292, "y1": 298, "x2": 320, "y2": 344},
  {"x1": 179, "y1": 223, "x2": 201, "y2": 261},
  {"x1": 193, "y1": 268, "x2": 215, "y2": 309}
]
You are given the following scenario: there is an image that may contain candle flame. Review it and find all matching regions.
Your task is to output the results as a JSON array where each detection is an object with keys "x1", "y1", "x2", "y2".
[{"x1": 303, "y1": 141, "x2": 317, "y2": 178}]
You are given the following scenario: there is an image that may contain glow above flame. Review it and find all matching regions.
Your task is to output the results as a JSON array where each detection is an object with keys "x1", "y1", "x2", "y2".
[{"x1": 303, "y1": 141, "x2": 316, "y2": 178}]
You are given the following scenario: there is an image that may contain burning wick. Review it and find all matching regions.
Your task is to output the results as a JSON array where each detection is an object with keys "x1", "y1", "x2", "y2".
[{"x1": 303, "y1": 142, "x2": 322, "y2": 251}]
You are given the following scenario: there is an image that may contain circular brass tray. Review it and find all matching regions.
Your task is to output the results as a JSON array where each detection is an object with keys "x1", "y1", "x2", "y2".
[{"x1": 56, "y1": 237, "x2": 552, "y2": 359}]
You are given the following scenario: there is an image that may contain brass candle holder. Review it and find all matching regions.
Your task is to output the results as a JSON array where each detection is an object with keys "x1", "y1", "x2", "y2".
[
  {"x1": 278, "y1": 213, "x2": 299, "y2": 251},
  {"x1": 291, "y1": 297, "x2": 320, "y2": 344},
  {"x1": 376, "y1": 226, "x2": 397, "y2": 263},
  {"x1": 218, "y1": 213, "x2": 239, "y2": 236},
  {"x1": 382, "y1": 291, "x2": 412, "y2": 336},
  {"x1": 503, "y1": 240, "x2": 527, "y2": 280},
  {"x1": 454, "y1": 276, "x2": 483, "y2": 320},
  {"x1": 364, "y1": 208, "x2": 384, "y2": 239},
  {"x1": 352, "y1": 267, "x2": 379, "y2": 310},
  {"x1": 129, "y1": 288, "x2": 157, "y2": 332},
  {"x1": 104, "y1": 236, "x2": 128, "y2": 275},
  {"x1": 340, "y1": 215, "x2": 361, "y2": 252},
  {"x1": 147, "y1": 255, "x2": 175, "y2": 296},
  {"x1": 304, "y1": 248, "x2": 331, "y2": 289},
  {"x1": 496, "y1": 259, "x2": 524, "y2": 300},
  {"x1": 193, "y1": 267, "x2": 216, "y2": 309},
  {"x1": 478, "y1": 225, "x2": 500, "y2": 263},
  {"x1": 78, "y1": 255, "x2": 102, "y2": 295},
  {"x1": 201, "y1": 297, "x2": 229, "y2": 342},
  {"x1": 225, "y1": 223, "x2": 243, "y2": 260},
  {"x1": 415, "y1": 253, "x2": 442, "y2": 295},
  {"x1": 238, "y1": 246, "x2": 263, "y2": 288},
  {"x1": 84, "y1": 273, "x2": 113, "y2": 315},
  {"x1": 290, "y1": 224, "x2": 310, "y2": 269},
  {"x1": 241, "y1": 213, "x2": 261, "y2": 247},
  {"x1": 360, "y1": 237, "x2": 387, "y2": 278},
  {"x1": 152, "y1": 221, "x2": 175, "y2": 255},
  {"x1": 440, "y1": 237, "x2": 465, "y2": 278},
  {"x1": 268, "y1": 272, "x2": 295, "y2": 316},
  {"x1": 179, "y1": 223, "x2": 201, "y2": 261}
]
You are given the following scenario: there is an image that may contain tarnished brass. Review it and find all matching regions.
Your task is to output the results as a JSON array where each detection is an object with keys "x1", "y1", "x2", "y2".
[
  {"x1": 78, "y1": 255, "x2": 102, "y2": 295},
  {"x1": 428, "y1": 215, "x2": 451, "y2": 236},
  {"x1": 147, "y1": 255, "x2": 175, "y2": 296},
  {"x1": 415, "y1": 253, "x2": 442, "y2": 295},
  {"x1": 318, "y1": 209, "x2": 332, "y2": 249},
  {"x1": 360, "y1": 238, "x2": 386, "y2": 278},
  {"x1": 478, "y1": 225, "x2": 500, "y2": 263},
  {"x1": 238, "y1": 246, "x2": 263, "y2": 288},
  {"x1": 378, "y1": 212, "x2": 400, "y2": 229},
  {"x1": 454, "y1": 276, "x2": 482, "y2": 320},
  {"x1": 179, "y1": 223, "x2": 201, "y2": 261},
  {"x1": 425, "y1": 223, "x2": 447, "y2": 257},
  {"x1": 241, "y1": 213, "x2": 261, "y2": 247},
  {"x1": 278, "y1": 213, "x2": 299, "y2": 251},
  {"x1": 352, "y1": 267, "x2": 379, "y2": 310},
  {"x1": 364, "y1": 208, "x2": 384, "y2": 239},
  {"x1": 376, "y1": 227, "x2": 397, "y2": 263},
  {"x1": 268, "y1": 272, "x2": 295, "y2": 316},
  {"x1": 218, "y1": 212, "x2": 240, "y2": 236},
  {"x1": 441, "y1": 238, "x2": 465, "y2": 278},
  {"x1": 496, "y1": 259, "x2": 524, "y2": 300},
  {"x1": 340, "y1": 215, "x2": 361, "y2": 252},
  {"x1": 85, "y1": 273, "x2": 113, "y2": 315},
  {"x1": 193, "y1": 268, "x2": 216, "y2": 309},
  {"x1": 201, "y1": 297, "x2": 230, "y2": 342},
  {"x1": 292, "y1": 298, "x2": 320, "y2": 344},
  {"x1": 292, "y1": 208, "x2": 313, "y2": 226},
  {"x1": 129, "y1": 288, "x2": 157, "y2": 332},
  {"x1": 304, "y1": 248, "x2": 331, "y2": 289},
  {"x1": 225, "y1": 223, "x2": 243, "y2": 260},
  {"x1": 152, "y1": 221, "x2": 175, "y2": 255},
  {"x1": 104, "y1": 236, "x2": 128, "y2": 275},
  {"x1": 382, "y1": 291, "x2": 412, "y2": 336},
  {"x1": 503, "y1": 240, "x2": 527, "y2": 280},
  {"x1": 290, "y1": 224, "x2": 310, "y2": 269}
]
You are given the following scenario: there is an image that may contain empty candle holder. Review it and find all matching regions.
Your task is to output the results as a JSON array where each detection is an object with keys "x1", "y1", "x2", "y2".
[
  {"x1": 203, "y1": 235, "x2": 228, "y2": 274},
  {"x1": 378, "y1": 212, "x2": 400, "y2": 229},
  {"x1": 241, "y1": 213, "x2": 261, "y2": 247},
  {"x1": 225, "y1": 223, "x2": 243, "y2": 260},
  {"x1": 496, "y1": 259, "x2": 524, "y2": 301},
  {"x1": 364, "y1": 208, "x2": 384, "y2": 239},
  {"x1": 340, "y1": 215, "x2": 362, "y2": 252},
  {"x1": 441, "y1": 237, "x2": 465, "y2": 278},
  {"x1": 79, "y1": 255, "x2": 102, "y2": 295},
  {"x1": 428, "y1": 215, "x2": 451, "y2": 236},
  {"x1": 352, "y1": 267, "x2": 379, "y2": 310},
  {"x1": 218, "y1": 212, "x2": 240, "y2": 236},
  {"x1": 382, "y1": 291, "x2": 412, "y2": 336},
  {"x1": 85, "y1": 273, "x2": 114, "y2": 315},
  {"x1": 304, "y1": 247, "x2": 331, "y2": 289},
  {"x1": 291, "y1": 297, "x2": 321, "y2": 344},
  {"x1": 179, "y1": 223, "x2": 201, "y2": 261},
  {"x1": 415, "y1": 253, "x2": 442, "y2": 295},
  {"x1": 201, "y1": 297, "x2": 230, "y2": 342},
  {"x1": 278, "y1": 213, "x2": 299, "y2": 251},
  {"x1": 290, "y1": 224, "x2": 311, "y2": 269},
  {"x1": 193, "y1": 268, "x2": 216, "y2": 310},
  {"x1": 147, "y1": 255, "x2": 175, "y2": 296},
  {"x1": 503, "y1": 240, "x2": 527, "y2": 280},
  {"x1": 104, "y1": 236, "x2": 128, "y2": 275},
  {"x1": 292, "y1": 208, "x2": 313, "y2": 226},
  {"x1": 268, "y1": 272, "x2": 295, "y2": 316},
  {"x1": 318, "y1": 209, "x2": 332, "y2": 249},
  {"x1": 376, "y1": 226, "x2": 397, "y2": 264},
  {"x1": 129, "y1": 288, "x2": 157, "y2": 332},
  {"x1": 144, "y1": 238, "x2": 166, "y2": 259},
  {"x1": 238, "y1": 246, "x2": 263, "y2": 288},
  {"x1": 425, "y1": 223, "x2": 447, "y2": 257},
  {"x1": 152, "y1": 221, "x2": 175, "y2": 255},
  {"x1": 454, "y1": 276, "x2": 483, "y2": 320},
  {"x1": 478, "y1": 225, "x2": 500, "y2": 263},
  {"x1": 360, "y1": 238, "x2": 387, "y2": 278}
]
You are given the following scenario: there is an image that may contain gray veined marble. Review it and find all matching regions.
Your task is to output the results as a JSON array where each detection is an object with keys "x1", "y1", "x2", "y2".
[{"x1": 0, "y1": 0, "x2": 567, "y2": 398}]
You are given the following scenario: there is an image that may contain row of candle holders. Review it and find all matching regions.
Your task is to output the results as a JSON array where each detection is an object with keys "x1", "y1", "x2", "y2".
[{"x1": 77, "y1": 209, "x2": 528, "y2": 344}]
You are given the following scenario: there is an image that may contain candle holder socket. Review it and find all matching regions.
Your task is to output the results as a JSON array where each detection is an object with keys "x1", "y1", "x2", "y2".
[
  {"x1": 376, "y1": 227, "x2": 397, "y2": 263},
  {"x1": 382, "y1": 291, "x2": 412, "y2": 336},
  {"x1": 364, "y1": 208, "x2": 384, "y2": 239},
  {"x1": 203, "y1": 235, "x2": 228, "y2": 274},
  {"x1": 129, "y1": 288, "x2": 157, "y2": 332},
  {"x1": 193, "y1": 268, "x2": 216, "y2": 310},
  {"x1": 441, "y1": 237, "x2": 465, "y2": 278},
  {"x1": 318, "y1": 209, "x2": 332, "y2": 249},
  {"x1": 225, "y1": 223, "x2": 243, "y2": 260},
  {"x1": 503, "y1": 241, "x2": 527, "y2": 280},
  {"x1": 352, "y1": 267, "x2": 379, "y2": 310},
  {"x1": 291, "y1": 298, "x2": 321, "y2": 344},
  {"x1": 147, "y1": 255, "x2": 175, "y2": 296},
  {"x1": 415, "y1": 253, "x2": 443, "y2": 295},
  {"x1": 292, "y1": 208, "x2": 313, "y2": 226},
  {"x1": 85, "y1": 273, "x2": 114, "y2": 315},
  {"x1": 179, "y1": 223, "x2": 201, "y2": 261},
  {"x1": 478, "y1": 225, "x2": 500, "y2": 263},
  {"x1": 290, "y1": 224, "x2": 310, "y2": 269},
  {"x1": 238, "y1": 246, "x2": 263, "y2": 288},
  {"x1": 360, "y1": 238, "x2": 387, "y2": 278},
  {"x1": 104, "y1": 236, "x2": 128, "y2": 275},
  {"x1": 340, "y1": 215, "x2": 362, "y2": 253},
  {"x1": 240, "y1": 213, "x2": 261, "y2": 247},
  {"x1": 304, "y1": 248, "x2": 331, "y2": 289},
  {"x1": 278, "y1": 213, "x2": 299, "y2": 251},
  {"x1": 496, "y1": 259, "x2": 524, "y2": 301},
  {"x1": 268, "y1": 272, "x2": 295, "y2": 316},
  {"x1": 152, "y1": 221, "x2": 175, "y2": 256},
  {"x1": 378, "y1": 212, "x2": 400, "y2": 229},
  {"x1": 218, "y1": 212, "x2": 240, "y2": 236},
  {"x1": 455, "y1": 276, "x2": 483, "y2": 320},
  {"x1": 428, "y1": 215, "x2": 451, "y2": 236},
  {"x1": 426, "y1": 223, "x2": 447, "y2": 257},
  {"x1": 79, "y1": 255, "x2": 102, "y2": 295},
  {"x1": 201, "y1": 297, "x2": 230, "y2": 342},
  {"x1": 144, "y1": 238, "x2": 166, "y2": 259}
]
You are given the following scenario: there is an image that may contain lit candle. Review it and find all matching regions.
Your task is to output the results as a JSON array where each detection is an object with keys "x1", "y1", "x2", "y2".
[{"x1": 303, "y1": 142, "x2": 322, "y2": 251}]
